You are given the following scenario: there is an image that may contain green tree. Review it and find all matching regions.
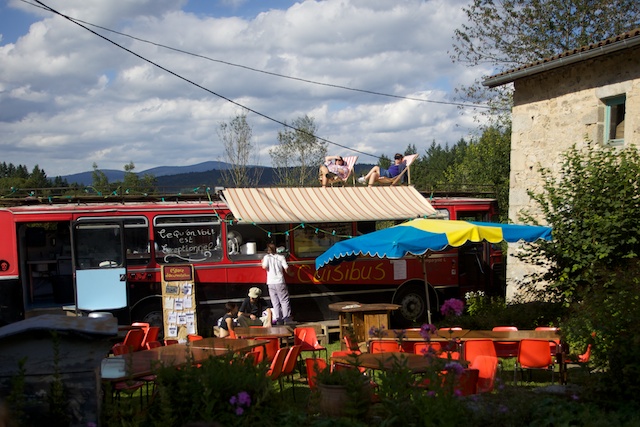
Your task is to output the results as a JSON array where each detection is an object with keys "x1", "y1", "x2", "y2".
[
  {"x1": 520, "y1": 143, "x2": 640, "y2": 402},
  {"x1": 452, "y1": 0, "x2": 640, "y2": 120},
  {"x1": 270, "y1": 115, "x2": 327, "y2": 186},
  {"x1": 444, "y1": 126, "x2": 511, "y2": 218},
  {"x1": 91, "y1": 163, "x2": 110, "y2": 195},
  {"x1": 120, "y1": 162, "x2": 156, "y2": 195},
  {"x1": 218, "y1": 112, "x2": 262, "y2": 187}
]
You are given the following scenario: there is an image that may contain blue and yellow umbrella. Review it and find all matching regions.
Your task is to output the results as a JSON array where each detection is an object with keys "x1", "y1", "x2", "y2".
[{"x1": 315, "y1": 218, "x2": 552, "y2": 323}]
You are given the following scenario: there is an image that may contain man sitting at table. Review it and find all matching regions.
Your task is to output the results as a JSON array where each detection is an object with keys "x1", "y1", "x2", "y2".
[{"x1": 238, "y1": 287, "x2": 273, "y2": 327}]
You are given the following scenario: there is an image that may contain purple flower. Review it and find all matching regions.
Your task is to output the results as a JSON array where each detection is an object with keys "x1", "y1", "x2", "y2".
[
  {"x1": 235, "y1": 407, "x2": 244, "y2": 416},
  {"x1": 420, "y1": 323, "x2": 437, "y2": 340},
  {"x1": 394, "y1": 329, "x2": 406, "y2": 340},
  {"x1": 237, "y1": 391, "x2": 251, "y2": 406},
  {"x1": 369, "y1": 325, "x2": 387, "y2": 339},
  {"x1": 440, "y1": 298, "x2": 464, "y2": 317},
  {"x1": 444, "y1": 361, "x2": 465, "y2": 376},
  {"x1": 229, "y1": 395, "x2": 237, "y2": 405}
]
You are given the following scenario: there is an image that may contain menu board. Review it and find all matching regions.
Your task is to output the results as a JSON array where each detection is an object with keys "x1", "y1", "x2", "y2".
[{"x1": 161, "y1": 265, "x2": 197, "y2": 342}]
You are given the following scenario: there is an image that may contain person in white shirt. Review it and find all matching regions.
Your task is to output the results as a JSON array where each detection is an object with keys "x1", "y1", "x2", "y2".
[{"x1": 262, "y1": 243, "x2": 292, "y2": 325}]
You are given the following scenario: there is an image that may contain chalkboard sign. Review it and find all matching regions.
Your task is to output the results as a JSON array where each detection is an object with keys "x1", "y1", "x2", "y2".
[{"x1": 154, "y1": 220, "x2": 222, "y2": 263}]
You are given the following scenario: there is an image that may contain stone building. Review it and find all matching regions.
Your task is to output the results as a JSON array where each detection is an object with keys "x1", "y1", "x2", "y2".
[{"x1": 483, "y1": 28, "x2": 640, "y2": 298}]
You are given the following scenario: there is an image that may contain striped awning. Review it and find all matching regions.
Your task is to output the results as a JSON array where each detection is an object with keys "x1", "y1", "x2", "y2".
[{"x1": 221, "y1": 187, "x2": 439, "y2": 224}]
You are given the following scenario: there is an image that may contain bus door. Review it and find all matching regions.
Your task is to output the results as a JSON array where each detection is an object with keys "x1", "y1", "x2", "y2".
[{"x1": 72, "y1": 220, "x2": 127, "y2": 312}]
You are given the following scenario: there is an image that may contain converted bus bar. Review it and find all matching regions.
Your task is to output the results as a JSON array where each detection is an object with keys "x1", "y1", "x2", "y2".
[{"x1": 0, "y1": 186, "x2": 502, "y2": 331}]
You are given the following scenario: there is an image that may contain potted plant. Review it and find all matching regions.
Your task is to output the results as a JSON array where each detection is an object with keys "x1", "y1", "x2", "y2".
[{"x1": 314, "y1": 360, "x2": 373, "y2": 418}]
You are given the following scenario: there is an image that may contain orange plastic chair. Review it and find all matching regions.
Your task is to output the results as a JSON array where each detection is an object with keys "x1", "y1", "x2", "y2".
[
  {"x1": 249, "y1": 345, "x2": 265, "y2": 366},
  {"x1": 535, "y1": 327, "x2": 559, "y2": 356},
  {"x1": 107, "y1": 342, "x2": 145, "y2": 399},
  {"x1": 344, "y1": 335, "x2": 361, "y2": 353},
  {"x1": 187, "y1": 334, "x2": 203, "y2": 342},
  {"x1": 294, "y1": 327, "x2": 328, "y2": 360},
  {"x1": 470, "y1": 355, "x2": 499, "y2": 393},
  {"x1": 256, "y1": 337, "x2": 280, "y2": 362},
  {"x1": 566, "y1": 344, "x2": 592, "y2": 365},
  {"x1": 414, "y1": 341, "x2": 442, "y2": 356},
  {"x1": 331, "y1": 351, "x2": 366, "y2": 373},
  {"x1": 280, "y1": 345, "x2": 303, "y2": 397},
  {"x1": 145, "y1": 341, "x2": 162, "y2": 349},
  {"x1": 305, "y1": 358, "x2": 328, "y2": 390},
  {"x1": 164, "y1": 339, "x2": 178, "y2": 346},
  {"x1": 514, "y1": 339, "x2": 554, "y2": 384},
  {"x1": 142, "y1": 326, "x2": 160, "y2": 349},
  {"x1": 462, "y1": 339, "x2": 497, "y2": 363},
  {"x1": 369, "y1": 340, "x2": 402, "y2": 354},
  {"x1": 454, "y1": 368, "x2": 479, "y2": 396},
  {"x1": 118, "y1": 328, "x2": 145, "y2": 353},
  {"x1": 266, "y1": 348, "x2": 288, "y2": 389},
  {"x1": 227, "y1": 329, "x2": 238, "y2": 339},
  {"x1": 492, "y1": 326, "x2": 519, "y2": 358}
]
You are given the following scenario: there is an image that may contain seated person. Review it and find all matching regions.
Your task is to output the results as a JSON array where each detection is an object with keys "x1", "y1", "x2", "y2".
[
  {"x1": 358, "y1": 153, "x2": 405, "y2": 186},
  {"x1": 217, "y1": 302, "x2": 238, "y2": 338},
  {"x1": 319, "y1": 155, "x2": 350, "y2": 187},
  {"x1": 237, "y1": 287, "x2": 273, "y2": 327}
]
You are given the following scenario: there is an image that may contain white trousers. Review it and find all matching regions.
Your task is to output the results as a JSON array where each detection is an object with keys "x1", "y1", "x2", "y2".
[{"x1": 267, "y1": 282, "x2": 291, "y2": 322}]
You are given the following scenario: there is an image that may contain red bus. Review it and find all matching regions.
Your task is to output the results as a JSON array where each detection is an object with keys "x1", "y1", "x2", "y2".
[{"x1": 0, "y1": 187, "x2": 502, "y2": 330}]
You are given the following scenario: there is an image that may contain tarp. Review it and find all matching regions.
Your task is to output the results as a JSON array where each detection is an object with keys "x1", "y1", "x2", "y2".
[{"x1": 221, "y1": 187, "x2": 439, "y2": 224}]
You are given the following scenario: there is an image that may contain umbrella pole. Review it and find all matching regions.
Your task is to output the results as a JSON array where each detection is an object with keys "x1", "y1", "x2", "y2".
[{"x1": 421, "y1": 254, "x2": 432, "y2": 324}]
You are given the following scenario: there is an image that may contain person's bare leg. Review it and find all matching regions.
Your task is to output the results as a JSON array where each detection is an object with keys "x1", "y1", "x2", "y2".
[
  {"x1": 364, "y1": 166, "x2": 379, "y2": 180},
  {"x1": 368, "y1": 171, "x2": 380, "y2": 186},
  {"x1": 319, "y1": 165, "x2": 329, "y2": 187}
]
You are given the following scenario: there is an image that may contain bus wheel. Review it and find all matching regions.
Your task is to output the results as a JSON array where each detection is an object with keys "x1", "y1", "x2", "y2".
[
  {"x1": 392, "y1": 284, "x2": 437, "y2": 327},
  {"x1": 133, "y1": 301, "x2": 164, "y2": 337}
]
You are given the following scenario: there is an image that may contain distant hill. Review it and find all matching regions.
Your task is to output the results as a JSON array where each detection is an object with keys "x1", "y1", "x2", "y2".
[
  {"x1": 61, "y1": 161, "x2": 232, "y2": 186},
  {"x1": 61, "y1": 161, "x2": 374, "y2": 188}
]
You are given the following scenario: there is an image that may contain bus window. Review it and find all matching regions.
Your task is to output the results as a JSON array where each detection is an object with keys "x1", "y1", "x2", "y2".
[
  {"x1": 293, "y1": 222, "x2": 350, "y2": 258},
  {"x1": 227, "y1": 223, "x2": 289, "y2": 260},
  {"x1": 435, "y1": 208, "x2": 451, "y2": 220},
  {"x1": 123, "y1": 217, "x2": 150, "y2": 266},
  {"x1": 75, "y1": 223, "x2": 123, "y2": 268},
  {"x1": 457, "y1": 210, "x2": 489, "y2": 222},
  {"x1": 154, "y1": 215, "x2": 222, "y2": 264}
]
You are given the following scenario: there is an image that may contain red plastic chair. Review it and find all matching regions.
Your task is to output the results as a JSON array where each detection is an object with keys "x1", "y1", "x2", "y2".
[
  {"x1": 294, "y1": 327, "x2": 328, "y2": 360},
  {"x1": 280, "y1": 345, "x2": 303, "y2": 397},
  {"x1": 566, "y1": 344, "x2": 592, "y2": 365},
  {"x1": 492, "y1": 326, "x2": 519, "y2": 358},
  {"x1": 462, "y1": 339, "x2": 497, "y2": 363},
  {"x1": 330, "y1": 351, "x2": 366, "y2": 373},
  {"x1": 145, "y1": 341, "x2": 162, "y2": 349},
  {"x1": 455, "y1": 368, "x2": 479, "y2": 396},
  {"x1": 535, "y1": 327, "x2": 559, "y2": 357},
  {"x1": 369, "y1": 340, "x2": 402, "y2": 353},
  {"x1": 470, "y1": 355, "x2": 499, "y2": 393},
  {"x1": 256, "y1": 337, "x2": 281, "y2": 362},
  {"x1": 344, "y1": 335, "x2": 361, "y2": 353},
  {"x1": 164, "y1": 339, "x2": 178, "y2": 346},
  {"x1": 515, "y1": 339, "x2": 554, "y2": 384},
  {"x1": 305, "y1": 358, "x2": 328, "y2": 390},
  {"x1": 107, "y1": 342, "x2": 145, "y2": 399},
  {"x1": 266, "y1": 348, "x2": 288, "y2": 389},
  {"x1": 187, "y1": 334, "x2": 203, "y2": 342},
  {"x1": 117, "y1": 328, "x2": 145, "y2": 353},
  {"x1": 142, "y1": 326, "x2": 160, "y2": 349},
  {"x1": 249, "y1": 345, "x2": 265, "y2": 366},
  {"x1": 414, "y1": 341, "x2": 442, "y2": 355},
  {"x1": 227, "y1": 329, "x2": 238, "y2": 339}
]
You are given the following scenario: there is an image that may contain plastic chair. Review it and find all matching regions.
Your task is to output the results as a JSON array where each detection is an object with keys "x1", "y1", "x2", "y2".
[
  {"x1": 535, "y1": 327, "x2": 559, "y2": 356},
  {"x1": 164, "y1": 339, "x2": 178, "y2": 346},
  {"x1": 117, "y1": 328, "x2": 145, "y2": 353},
  {"x1": 566, "y1": 344, "x2": 592, "y2": 365},
  {"x1": 256, "y1": 337, "x2": 281, "y2": 362},
  {"x1": 455, "y1": 368, "x2": 479, "y2": 396},
  {"x1": 142, "y1": 326, "x2": 160, "y2": 349},
  {"x1": 330, "y1": 351, "x2": 366, "y2": 373},
  {"x1": 146, "y1": 341, "x2": 162, "y2": 349},
  {"x1": 249, "y1": 345, "x2": 265, "y2": 366},
  {"x1": 462, "y1": 339, "x2": 497, "y2": 363},
  {"x1": 470, "y1": 355, "x2": 499, "y2": 393},
  {"x1": 280, "y1": 345, "x2": 303, "y2": 397},
  {"x1": 492, "y1": 326, "x2": 519, "y2": 358},
  {"x1": 294, "y1": 327, "x2": 328, "y2": 361},
  {"x1": 414, "y1": 341, "x2": 442, "y2": 356},
  {"x1": 266, "y1": 348, "x2": 288, "y2": 391},
  {"x1": 187, "y1": 334, "x2": 203, "y2": 342},
  {"x1": 514, "y1": 339, "x2": 554, "y2": 385},
  {"x1": 344, "y1": 335, "x2": 361, "y2": 353},
  {"x1": 305, "y1": 358, "x2": 328, "y2": 390},
  {"x1": 227, "y1": 329, "x2": 238, "y2": 339},
  {"x1": 106, "y1": 342, "x2": 146, "y2": 400},
  {"x1": 369, "y1": 340, "x2": 402, "y2": 354}
]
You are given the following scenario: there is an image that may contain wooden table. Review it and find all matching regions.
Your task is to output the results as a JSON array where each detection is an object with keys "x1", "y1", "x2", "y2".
[
  {"x1": 383, "y1": 329, "x2": 560, "y2": 342},
  {"x1": 328, "y1": 301, "x2": 401, "y2": 345},
  {"x1": 191, "y1": 337, "x2": 266, "y2": 353},
  {"x1": 101, "y1": 344, "x2": 231, "y2": 382},
  {"x1": 332, "y1": 352, "x2": 433, "y2": 374}
]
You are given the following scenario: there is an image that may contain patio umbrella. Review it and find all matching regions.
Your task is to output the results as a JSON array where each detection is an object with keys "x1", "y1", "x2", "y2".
[{"x1": 315, "y1": 219, "x2": 552, "y2": 323}]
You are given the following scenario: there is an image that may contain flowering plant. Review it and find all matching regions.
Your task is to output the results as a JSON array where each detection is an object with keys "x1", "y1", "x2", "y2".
[
  {"x1": 369, "y1": 325, "x2": 388, "y2": 339},
  {"x1": 440, "y1": 298, "x2": 464, "y2": 317},
  {"x1": 229, "y1": 391, "x2": 251, "y2": 416}
]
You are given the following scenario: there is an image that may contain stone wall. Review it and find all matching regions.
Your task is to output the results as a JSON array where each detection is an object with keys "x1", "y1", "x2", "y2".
[{"x1": 506, "y1": 45, "x2": 640, "y2": 299}]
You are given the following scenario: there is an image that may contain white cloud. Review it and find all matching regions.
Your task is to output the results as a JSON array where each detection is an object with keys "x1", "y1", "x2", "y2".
[{"x1": 0, "y1": 0, "x2": 489, "y2": 177}]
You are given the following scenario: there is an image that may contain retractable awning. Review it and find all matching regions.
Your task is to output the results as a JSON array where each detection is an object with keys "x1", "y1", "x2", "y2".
[{"x1": 221, "y1": 186, "x2": 439, "y2": 224}]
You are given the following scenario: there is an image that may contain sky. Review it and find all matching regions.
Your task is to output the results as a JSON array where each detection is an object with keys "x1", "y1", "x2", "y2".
[{"x1": 0, "y1": 0, "x2": 495, "y2": 177}]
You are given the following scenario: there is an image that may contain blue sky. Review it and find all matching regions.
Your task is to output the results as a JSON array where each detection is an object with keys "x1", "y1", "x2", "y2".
[{"x1": 0, "y1": 0, "x2": 493, "y2": 177}]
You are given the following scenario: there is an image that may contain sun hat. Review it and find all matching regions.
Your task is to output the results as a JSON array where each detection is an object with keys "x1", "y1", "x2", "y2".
[{"x1": 248, "y1": 287, "x2": 262, "y2": 298}]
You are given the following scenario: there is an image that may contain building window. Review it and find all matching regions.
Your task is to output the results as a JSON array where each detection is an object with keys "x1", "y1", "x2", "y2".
[{"x1": 604, "y1": 95, "x2": 625, "y2": 146}]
